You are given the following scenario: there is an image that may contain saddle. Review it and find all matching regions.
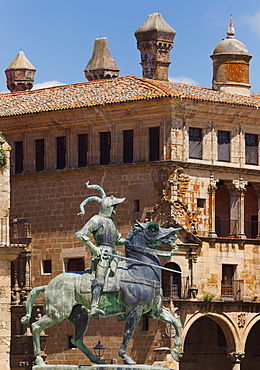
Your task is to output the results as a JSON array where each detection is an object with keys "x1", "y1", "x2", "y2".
[{"x1": 80, "y1": 260, "x2": 125, "y2": 294}]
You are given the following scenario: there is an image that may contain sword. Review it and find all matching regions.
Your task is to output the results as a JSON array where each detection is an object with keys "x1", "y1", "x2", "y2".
[{"x1": 103, "y1": 252, "x2": 182, "y2": 274}]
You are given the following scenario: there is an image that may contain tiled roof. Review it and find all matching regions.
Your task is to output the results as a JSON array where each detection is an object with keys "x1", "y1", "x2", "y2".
[{"x1": 0, "y1": 76, "x2": 260, "y2": 117}]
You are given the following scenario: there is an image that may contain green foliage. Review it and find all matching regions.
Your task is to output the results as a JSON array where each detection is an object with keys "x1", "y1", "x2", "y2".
[
  {"x1": 0, "y1": 146, "x2": 7, "y2": 167},
  {"x1": 203, "y1": 292, "x2": 214, "y2": 302}
]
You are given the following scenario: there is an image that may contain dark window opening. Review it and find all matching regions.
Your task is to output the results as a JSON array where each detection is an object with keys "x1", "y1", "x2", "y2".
[
  {"x1": 149, "y1": 127, "x2": 160, "y2": 161},
  {"x1": 218, "y1": 131, "x2": 230, "y2": 162},
  {"x1": 78, "y1": 134, "x2": 88, "y2": 167},
  {"x1": 65, "y1": 258, "x2": 85, "y2": 272},
  {"x1": 42, "y1": 260, "x2": 52, "y2": 274},
  {"x1": 189, "y1": 128, "x2": 202, "y2": 159},
  {"x1": 15, "y1": 141, "x2": 23, "y2": 174},
  {"x1": 123, "y1": 130, "x2": 133, "y2": 163},
  {"x1": 35, "y1": 139, "x2": 44, "y2": 172},
  {"x1": 197, "y1": 198, "x2": 206, "y2": 208},
  {"x1": 217, "y1": 324, "x2": 227, "y2": 347},
  {"x1": 100, "y1": 132, "x2": 111, "y2": 165},
  {"x1": 56, "y1": 136, "x2": 66, "y2": 169},
  {"x1": 141, "y1": 314, "x2": 149, "y2": 331},
  {"x1": 68, "y1": 335, "x2": 76, "y2": 349},
  {"x1": 245, "y1": 133, "x2": 258, "y2": 165},
  {"x1": 133, "y1": 199, "x2": 140, "y2": 212}
]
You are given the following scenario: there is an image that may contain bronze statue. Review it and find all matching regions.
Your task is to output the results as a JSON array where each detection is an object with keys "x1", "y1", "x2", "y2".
[
  {"x1": 21, "y1": 183, "x2": 182, "y2": 366},
  {"x1": 75, "y1": 182, "x2": 125, "y2": 317}
]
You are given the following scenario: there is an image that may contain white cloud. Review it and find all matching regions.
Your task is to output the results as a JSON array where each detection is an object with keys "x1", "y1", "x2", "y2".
[
  {"x1": 32, "y1": 80, "x2": 64, "y2": 90},
  {"x1": 245, "y1": 10, "x2": 260, "y2": 36},
  {"x1": 169, "y1": 76, "x2": 198, "y2": 85}
]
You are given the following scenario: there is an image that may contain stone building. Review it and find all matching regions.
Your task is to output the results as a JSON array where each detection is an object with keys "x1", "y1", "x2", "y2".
[{"x1": 1, "y1": 12, "x2": 260, "y2": 370}]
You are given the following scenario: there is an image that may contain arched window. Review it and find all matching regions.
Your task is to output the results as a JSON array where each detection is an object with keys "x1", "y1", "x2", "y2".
[{"x1": 162, "y1": 262, "x2": 181, "y2": 298}]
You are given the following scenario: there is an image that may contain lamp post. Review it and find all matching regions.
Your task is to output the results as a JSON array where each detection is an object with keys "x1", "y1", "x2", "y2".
[{"x1": 93, "y1": 340, "x2": 105, "y2": 359}]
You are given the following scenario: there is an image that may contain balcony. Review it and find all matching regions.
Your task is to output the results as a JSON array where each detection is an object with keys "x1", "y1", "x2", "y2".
[
  {"x1": 162, "y1": 276, "x2": 190, "y2": 299},
  {"x1": 244, "y1": 219, "x2": 259, "y2": 239},
  {"x1": 0, "y1": 218, "x2": 30, "y2": 247},
  {"x1": 215, "y1": 219, "x2": 238, "y2": 238},
  {"x1": 221, "y1": 279, "x2": 243, "y2": 301}
]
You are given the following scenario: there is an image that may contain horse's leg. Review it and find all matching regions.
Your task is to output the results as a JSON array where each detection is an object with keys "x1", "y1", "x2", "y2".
[
  {"x1": 68, "y1": 306, "x2": 106, "y2": 364},
  {"x1": 118, "y1": 305, "x2": 143, "y2": 365},
  {"x1": 149, "y1": 305, "x2": 182, "y2": 361},
  {"x1": 31, "y1": 314, "x2": 59, "y2": 366}
]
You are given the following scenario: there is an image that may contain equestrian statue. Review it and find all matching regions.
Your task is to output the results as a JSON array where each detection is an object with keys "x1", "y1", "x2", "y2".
[{"x1": 21, "y1": 182, "x2": 182, "y2": 366}]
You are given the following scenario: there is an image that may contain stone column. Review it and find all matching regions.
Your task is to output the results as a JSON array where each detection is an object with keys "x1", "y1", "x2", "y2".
[
  {"x1": 233, "y1": 178, "x2": 247, "y2": 239},
  {"x1": 230, "y1": 352, "x2": 245, "y2": 369},
  {"x1": 208, "y1": 174, "x2": 218, "y2": 237},
  {"x1": 226, "y1": 178, "x2": 247, "y2": 238}
]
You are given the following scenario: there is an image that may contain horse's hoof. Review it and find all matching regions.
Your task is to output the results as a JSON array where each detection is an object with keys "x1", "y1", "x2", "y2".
[
  {"x1": 123, "y1": 355, "x2": 136, "y2": 365},
  {"x1": 171, "y1": 348, "x2": 180, "y2": 362},
  {"x1": 35, "y1": 356, "x2": 46, "y2": 366},
  {"x1": 21, "y1": 314, "x2": 30, "y2": 324},
  {"x1": 89, "y1": 307, "x2": 105, "y2": 318}
]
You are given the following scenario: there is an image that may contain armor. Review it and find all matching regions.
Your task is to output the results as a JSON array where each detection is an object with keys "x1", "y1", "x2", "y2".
[{"x1": 75, "y1": 182, "x2": 125, "y2": 317}]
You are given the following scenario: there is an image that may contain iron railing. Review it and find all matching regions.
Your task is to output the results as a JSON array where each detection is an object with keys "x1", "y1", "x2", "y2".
[
  {"x1": 244, "y1": 220, "x2": 259, "y2": 239},
  {"x1": 0, "y1": 218, "x2": 30, "y2": 246},
  {"x1": 162, "y1": 276, "x2": 190, "y2": 299},
  {"x1": 221, "y1": 279, "x2": 243, "y2": 301},
  {"x1": 215, "y1": 219, "x2": 238, "y2": 237}
]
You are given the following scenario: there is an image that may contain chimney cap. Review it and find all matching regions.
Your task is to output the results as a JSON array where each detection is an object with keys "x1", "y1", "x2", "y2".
[
  {"x1": 6, "y1": 51, "x2": 36, "y2": 71},
  {"x1": 135, "y1": 12, "x2": 176, "y2": 42}
]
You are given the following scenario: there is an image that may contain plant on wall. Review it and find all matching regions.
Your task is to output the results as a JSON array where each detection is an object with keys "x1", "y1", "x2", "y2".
[{"x1": 0, "y1": 133, "x2": 7, "y2": 167}]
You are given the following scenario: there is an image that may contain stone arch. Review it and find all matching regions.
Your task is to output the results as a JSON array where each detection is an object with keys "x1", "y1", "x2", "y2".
[
  {"x1": 182, "y1": 311, "x2": 239, "y2": 353},
  {"x1": 240, "y1": 312, "x2": 260, "y2": 352}
]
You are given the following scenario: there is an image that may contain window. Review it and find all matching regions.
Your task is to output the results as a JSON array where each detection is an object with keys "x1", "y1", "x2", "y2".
[
  {"x1": 218, "y1": 131, "x2": 230, "y2": 162},
  {"x1": 189, "y1": 128, "x2": 202, "y2": 159},
  {"x1": 149, "y1": 127, "x2": 160, "y2": 161},
  {"x1": 100, "y1": 132, "x2": 111, "y2": 165},
  {"x1": 65, "y1": 258, "x2": 85, "y2": 272},
  {"x1": 56, "y1": 136, "x2": 66, "y2": 169},
  {"x1": 197, "y1": 198, "x2": 206, "y2": 208},
  {"x1": 35, "y1": 139, "x2": 44, "y2": 172},
  {"x1": 78, "y1": 134, "x2": 88, "y2": 167},
  {"x1": 123, "y1": 130, "x2": 133, "y2": 163},
  {"x1": 42, "y1": 260, "x2": 52, "y2": 274},
  {"x1": 15, "y1": 141, "x2": 23, "y2": 174},
  {"x1": 245, "y1": 134, "x2": 258, "y2": 165},
  {"x1": 133, "y1": 199, "x2": 140, "y2": 212}
]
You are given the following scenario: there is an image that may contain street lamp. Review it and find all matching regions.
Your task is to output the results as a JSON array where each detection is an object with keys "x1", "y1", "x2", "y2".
[{"x1": 93, "y1": 340, "x2": 105, "y2": 359}]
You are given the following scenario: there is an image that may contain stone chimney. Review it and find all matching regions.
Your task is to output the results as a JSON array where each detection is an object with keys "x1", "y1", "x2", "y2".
[
  {"x1": 5, "y1": 51, "x2": 36, "y2": 92},
  {"x1": 134, "y1": 13, "x2": 176, "y2": 81},
  {"x1": 84, "y1": 37, "x2": 119, "y2": 81},
  {"x1": 210, "y1": 17, "x2": 252, "y2": 96}
]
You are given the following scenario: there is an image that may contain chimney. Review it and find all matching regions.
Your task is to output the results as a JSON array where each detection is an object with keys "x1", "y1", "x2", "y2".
[
  {"x1": 5, "y1": 51, "x2": 36, "y2": 92},
  {"x1": 84, "y1": 37, "x2": 119, "y2": 81},
  {"x1": 134, "y1": 13, "x2": 176, "y2": 81},
  {"x1": 210, "y1": 17, "x2": 252, "y2": 96}
]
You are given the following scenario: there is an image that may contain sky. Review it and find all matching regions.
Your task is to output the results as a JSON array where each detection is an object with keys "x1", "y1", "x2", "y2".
[{"x1": 1, "y1": 1, "x2": 260, "y2": 93}]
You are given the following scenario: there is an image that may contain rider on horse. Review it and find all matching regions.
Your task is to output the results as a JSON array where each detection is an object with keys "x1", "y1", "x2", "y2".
[{"x1": 75, "y1": 182, "x2": 125, "y2": 317}]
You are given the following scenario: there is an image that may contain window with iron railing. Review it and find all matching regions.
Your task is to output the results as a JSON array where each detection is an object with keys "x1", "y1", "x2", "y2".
[
  {"x1": 123, "y1": 129, "x2": 133, "y2": 163},
  {"x1": 245, "y1": 133, "x2": 258, "y2": 165},
  {"x1": 221, "y1": 279, "x2": 243, "y2": 301},
  {"x1": 56, "y1": 136, "x2": 66, "y2": 169},
  {"x1": 149, "y1": 127, "x2": 160, "y2": 161},
  {"x1": 215, "y1": 218, "x2": 238, "y2": 237},
  {"x1": 78, "y1": 134, "x2": 88, "y2": 167}
]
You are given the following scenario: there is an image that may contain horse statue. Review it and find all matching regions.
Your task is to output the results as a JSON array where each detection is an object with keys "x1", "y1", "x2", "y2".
[{"x1": 21, "y1": 220, "x2": 182, "y2": 366}]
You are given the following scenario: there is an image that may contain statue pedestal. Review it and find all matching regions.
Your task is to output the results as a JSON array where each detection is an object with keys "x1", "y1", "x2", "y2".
[{"x1": 33, "y1": 365, "x2": 169, "y2": 370}]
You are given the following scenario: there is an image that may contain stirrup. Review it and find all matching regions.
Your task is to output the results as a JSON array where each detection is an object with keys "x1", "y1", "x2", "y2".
[{"x1": 89, "y1": 306, "x2": 105, "y2": 318}]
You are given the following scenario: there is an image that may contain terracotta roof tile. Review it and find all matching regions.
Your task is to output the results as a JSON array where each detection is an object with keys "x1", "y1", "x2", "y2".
[{"x1": 0, "y1": 76, "x2": 259, "y2": 117}]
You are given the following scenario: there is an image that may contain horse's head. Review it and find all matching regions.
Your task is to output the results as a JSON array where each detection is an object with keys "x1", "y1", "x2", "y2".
[{"x1": 133, "y1": 221, "x2": 179, "y2": 248}]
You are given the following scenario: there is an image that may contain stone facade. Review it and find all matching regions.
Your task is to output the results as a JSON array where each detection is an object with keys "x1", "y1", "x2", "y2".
[{"x1": 0, "y1": 78, "x2": 260, "y2": 369}]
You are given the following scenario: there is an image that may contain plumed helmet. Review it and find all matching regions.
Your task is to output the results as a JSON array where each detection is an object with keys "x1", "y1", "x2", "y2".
[{"x1": 77, "y1": 182, "x2": 125, "y2": 217}]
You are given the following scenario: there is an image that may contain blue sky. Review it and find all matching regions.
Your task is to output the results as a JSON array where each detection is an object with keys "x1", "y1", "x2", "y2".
[{"x1": 1, "y1": 1, "x2": 260, "y2": 93}]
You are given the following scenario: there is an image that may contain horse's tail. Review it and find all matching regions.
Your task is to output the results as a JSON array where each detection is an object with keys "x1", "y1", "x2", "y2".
[{"x1": 21, "y1": 286, "x2": 47, "y2": 324}]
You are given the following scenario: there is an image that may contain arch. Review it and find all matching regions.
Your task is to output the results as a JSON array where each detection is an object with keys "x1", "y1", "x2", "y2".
[
  {"x1": 162, "y1": 262, "x2": 182, "y2": 299},
  {"x1": 240, "y1": 312, "x2": 260, "y2": 352},
  {"x1": 182, "y1": 311, "x2": 239, "y2": 353}
]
